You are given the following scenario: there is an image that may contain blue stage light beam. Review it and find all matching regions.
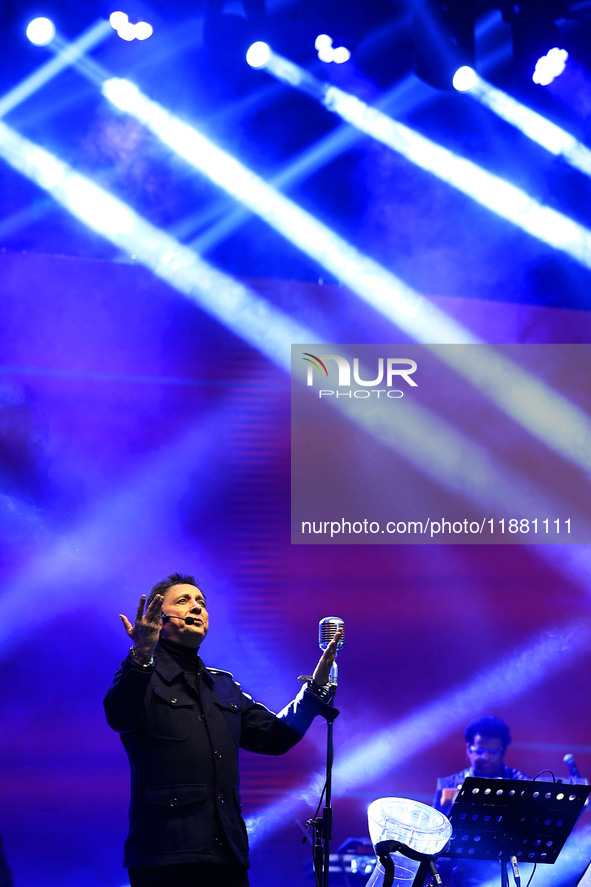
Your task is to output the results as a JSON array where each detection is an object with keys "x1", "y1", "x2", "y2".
[
  {"x1": 3, "y1": 110, "x2": 587, "y2": 537},
  {"x1": 0, "y1": 20, "x2": 112, "y2": 119},
  {"x1": 455, "y1": 70, "x2": 591, "y2": 177},
  {"x1": 0, "y1": 119, "x2": 314, "y2": 373},
  {"x1": 3, "y1": 117, "x2": 588, "y2": 535},
  {"x1": 3, "y1": 88, "x2": 591, "y2": 487},
  {"x1": 15, "y1": 52, "x2": 590, "y2": 478},
  {"x1": 101, "y1": 77, "x2": 437, "y2": 334},
  {"x1": 247, "y1": 617, "x2": 591, "y2": 845},
  {"x1": 4, "y1": 37, "x2": 591, "y2": 481},
  {"x1": 255, "y1": 48, "x2": 591, "y2": 272}
]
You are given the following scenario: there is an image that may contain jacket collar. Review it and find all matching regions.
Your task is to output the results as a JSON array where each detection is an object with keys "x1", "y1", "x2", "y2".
[{"x1": 154, "y1": 643, "x2": 214, "y2": 688}]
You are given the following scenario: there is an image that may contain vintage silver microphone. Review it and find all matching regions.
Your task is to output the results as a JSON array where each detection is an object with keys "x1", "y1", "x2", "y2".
[{"x1": 319, "y1": 616, "x2": 344, "y2": 686}]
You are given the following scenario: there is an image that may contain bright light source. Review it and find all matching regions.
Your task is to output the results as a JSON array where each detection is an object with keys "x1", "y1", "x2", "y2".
[
  {"x1": 134, "y1": 21, "x2": 153, "y2": 41},
  {"x1": 246, "y1": 41, "x2": 270, "y2": 68},
  {"x1": 109, "y1": 11, "x2": 128, "y2": 30},
  {"x1": 453, "y1": 65, "x2": 477, "y2": 92},
  {"x1": 314, "y1": 34, "x2": 351, "y2": 64},
  {"x1": 110, "y1": 11, "x2": 153, "y2": 41},
  {"x1": 314, "y1": 34, "x2": 332, "y2": 52},
  {"x1": 332, "y1": 46, "x2": 351, "y2": 64},
  {"x1": 533, "y1": 47, "x2": 568, "y2": 86},
  {"x1": 117, "y1": 21, "x2": 136, "y2": 41},
  {"x1": 26, "y1": 17, "x2": 56, "y2": 46},
  {"x1": 0, "y1": 119, "x2": 314, "y2": 372}
]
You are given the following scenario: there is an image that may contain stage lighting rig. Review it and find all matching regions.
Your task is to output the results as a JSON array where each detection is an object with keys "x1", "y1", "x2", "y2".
[
  {"x1": 502, "y1": 0, "x2": 570, "y2": 83},
  {"x1": 412, "y1": 0, "x2": 584, "y2": 88},
  {"x1": 201, "y1": 0, "x2": 269, "y2": 70},
  {"x1": 412, "y1": 0, "x2": 477, "y2": 90}
]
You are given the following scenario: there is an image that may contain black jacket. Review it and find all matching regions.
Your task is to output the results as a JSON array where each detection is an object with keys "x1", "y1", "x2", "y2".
[{"x1": 104, "y1": 644, "x2": 334, "y2": 868}]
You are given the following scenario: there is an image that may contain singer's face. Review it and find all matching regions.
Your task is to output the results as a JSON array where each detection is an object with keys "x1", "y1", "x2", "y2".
[
  {"x1": 466, "y1": 734, "x2": 506, "y2": 777},
  {"x1": 160, "y1": 583, "x2": 209, "y2": 648}
]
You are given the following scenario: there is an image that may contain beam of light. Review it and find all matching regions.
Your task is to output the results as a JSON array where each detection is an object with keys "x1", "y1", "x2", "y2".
[
  {"x1": 247, "y1": 618, "x2": 591, "y2": 845},
  {"x1": 0, "y1": 404, "x2": 245, "y2": 658},
  {"x1": 3, "y1": 122, "x2": 589, "y2": 539},
  {"x1": 180, "y1": 11, "x2": 505, "y2": 251},
  {"x1": 5, "y1": 51, "x2": 591, "y2": 490},
  {"x1": 100, "y1": 77, "x2": 432, "y2": 330},
  {"x1": 101, "y1": 74, "x2": 590, "y2": 480},
  {"x1": 257, "y1": 48, "x2": 591, "y2": 272},
  {"x1": 101, "y1": 75, "x2": 591, "y2": 484},
  {"x1": 0, "y1": 117, "x2": 584, "y2": 553},
  {"x1": 459, "y1": 70, "x2": 591, "y2": 177},
  {"x1": 179, "y1": 74, "x2": 434, "y2": 249},
  {"x1": 8, "y1": 43, "x2": 591, "y2": 484},
  {"x1": 0, "y1": 119, "x2": 314, "y2": 372},
  {"x1": 0, "y1": 20, "x2": 112, "y2": 119},
  {"x1": 4, "y1": 39, "x2": 591, "y2": 479}
]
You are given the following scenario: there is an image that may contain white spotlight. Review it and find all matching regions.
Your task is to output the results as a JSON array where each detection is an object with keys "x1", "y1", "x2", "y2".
[
  {"x1": 314, "y1": 34, "x2": 332, "y2": 52},
  {"x1": 246, "y1": 41, "x2": 271, "y2": 69},
  {"x1": 26, "y1": 17, "x2": 56, "y2": 46},
  {"x1": 332, "y1": 46, "x2": 351, "y2": 64},
  {"x1": 134, "y1": 21, "x2": 153, "y2": 41},
  {"x1": 314, "y1": 33, "x2": 351, "y2": 64},
  {"x1": 117, "y1": 22, "x2": 136, "y2": 41},
  {"x1": 533, "y1": 47, "x2": 568, "y2": 86},
  {"x1": 109, "y1": 11, "x2": 128, "y2": 30},
  {"x1": 110, "y1": 11, "x2": 153, "y2": 41},
  {"x1": 453, "y1": 65, "x2": 477, "y2": 92}
]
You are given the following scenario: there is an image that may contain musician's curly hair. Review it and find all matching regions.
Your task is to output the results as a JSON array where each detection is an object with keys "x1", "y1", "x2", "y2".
[{"x1": 465, "y1": 716, "x2": 511, "y2": 749}]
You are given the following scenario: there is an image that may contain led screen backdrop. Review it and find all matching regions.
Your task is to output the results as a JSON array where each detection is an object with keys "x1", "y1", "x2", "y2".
[{"x1": 1, "y1": 251, "x2": 591, "y2": 887}]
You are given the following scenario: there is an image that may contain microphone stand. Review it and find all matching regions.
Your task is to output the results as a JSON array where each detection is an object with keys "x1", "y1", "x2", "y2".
[{"x1": 310, "y1": 661, "x2": 339, "y2": 887}]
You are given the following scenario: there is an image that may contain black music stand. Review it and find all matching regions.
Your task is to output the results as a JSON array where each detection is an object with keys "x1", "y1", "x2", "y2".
[{"x1": 445, "y1": 777, "x2": 590, "y2": 885}]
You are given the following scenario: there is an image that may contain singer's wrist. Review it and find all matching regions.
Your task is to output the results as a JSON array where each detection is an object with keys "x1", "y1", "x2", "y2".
[
  {"x1": 307, "y1": 679, "x2": 333, "y2": 701},
  {"x1": 130, "y1": 646, "x2": 155, "y2": 668}
]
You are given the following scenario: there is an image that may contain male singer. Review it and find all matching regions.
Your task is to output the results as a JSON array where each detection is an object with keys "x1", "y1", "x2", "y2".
[{"x1": 104, "y1": 572, "x2": 342, "y2": 887}]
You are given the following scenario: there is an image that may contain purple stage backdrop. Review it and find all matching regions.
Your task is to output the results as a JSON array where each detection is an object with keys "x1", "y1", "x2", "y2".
[{"x1": 1, "y1": 250, "x2": 591, "y2": 887}]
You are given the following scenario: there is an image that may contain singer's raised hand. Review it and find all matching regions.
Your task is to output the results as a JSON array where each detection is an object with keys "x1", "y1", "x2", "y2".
[
  {"x1": 312, "y1": 626, "x2": 344, "y2": 686},
  {"x1": 119, "y1": 593, "x2": 163, "y2": 663}
]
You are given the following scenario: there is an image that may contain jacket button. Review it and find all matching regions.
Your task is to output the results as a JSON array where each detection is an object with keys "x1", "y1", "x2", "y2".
[
  {"x1": 214, "y1": 750, "x2": 223, "y2": 759},
  {"x1": 230, "y1": 703, "x2": 238, "y2": 709},
  {"x1": 217, "y1": 795, "x2": 225, "y2": 806},
  {"x1": 169, "y1": 797, "x2": 178, "y2": 807},
  {"x1": 214, "y1": 837, "x2": 224, "y2": 847},
  {"x1": 170, "y1": 697, "x2": 178, "y2": 704}
]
